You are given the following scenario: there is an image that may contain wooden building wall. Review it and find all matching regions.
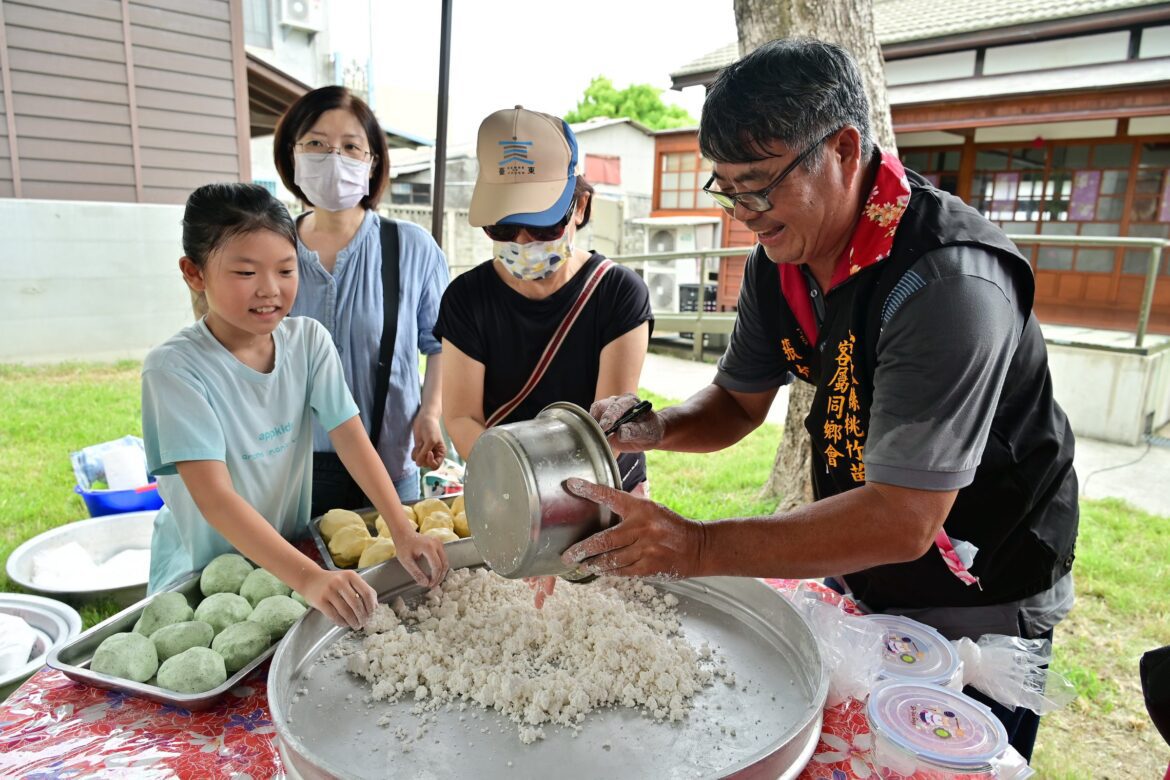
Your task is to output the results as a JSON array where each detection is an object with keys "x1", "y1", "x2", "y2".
[{"x1": 0, "y1": 0, "x2": 248, "y2": 204}]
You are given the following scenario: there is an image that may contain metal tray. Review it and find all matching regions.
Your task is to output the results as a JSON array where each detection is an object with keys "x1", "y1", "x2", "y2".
[
  {"x1": 47, "y1": 574, "x2": 282, "y2": 711},
  {"x1": 269, "y1": 540, "x2": 827, "y2": 780},
  {"x1": 309, "y1": 494, "x2": 461, "y2": 571}
]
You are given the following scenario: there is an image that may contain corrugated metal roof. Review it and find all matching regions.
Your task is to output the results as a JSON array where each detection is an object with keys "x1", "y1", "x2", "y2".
[{"x1": 671, "y1": 0, "x2": 1166, "y2": 77}]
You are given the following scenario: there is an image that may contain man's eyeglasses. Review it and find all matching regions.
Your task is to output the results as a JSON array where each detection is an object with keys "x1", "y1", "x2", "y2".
[
  {"x1": 702, "y1": 127, "x2": 840, "y2": 213},
  {"x1": 295, "y1": 139, "x2": 373, "y2": 162},
  {"x1": 483, "y1": 198, "x2": 577, "y2": 243}
]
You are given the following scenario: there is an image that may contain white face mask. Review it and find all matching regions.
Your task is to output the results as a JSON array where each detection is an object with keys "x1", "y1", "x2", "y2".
[
  {"x1": 493, "y1": 235, "x2": 573, "y2": 280},
  {"x1": 293, "y1": 153, "x2": 371, "y2": 212}
]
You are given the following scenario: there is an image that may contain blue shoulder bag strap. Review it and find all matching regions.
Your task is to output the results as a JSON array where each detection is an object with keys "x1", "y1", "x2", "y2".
[{"x1": 369, "y1": 217, "x2": 400, "y2": 448}]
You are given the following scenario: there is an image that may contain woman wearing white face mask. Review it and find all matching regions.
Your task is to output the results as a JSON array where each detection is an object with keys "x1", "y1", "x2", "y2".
[
  {"x1": 434, "y1": 107, "x2": 653, "y2": 506},
  {"x1": 274, "y1": 86, "x2": 449, "y2": 513}
]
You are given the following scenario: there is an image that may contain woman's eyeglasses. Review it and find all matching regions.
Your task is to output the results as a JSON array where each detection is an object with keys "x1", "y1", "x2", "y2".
[
  {"x1": 702, "y1": 127, "x2": 840, "y2": 213},
  {"x1": 295, "y1": 139, "x2": 372, "y2": 162},
  {"x1": 483, "y1": 199, "x2": 576, "y2": 242}
]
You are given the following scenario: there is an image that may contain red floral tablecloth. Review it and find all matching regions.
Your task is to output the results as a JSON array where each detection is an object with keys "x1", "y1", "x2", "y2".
[{"x1": 0, "y1": 579, "x2": 878, "y2": 779}]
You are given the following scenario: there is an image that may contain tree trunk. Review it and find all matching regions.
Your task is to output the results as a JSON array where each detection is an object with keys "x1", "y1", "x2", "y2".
[{"x1": 731, "y1": 0, "x2": 896, "y2": 509}]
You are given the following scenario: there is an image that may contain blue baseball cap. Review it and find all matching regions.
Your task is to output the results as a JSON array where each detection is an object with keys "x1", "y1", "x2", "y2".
[{"x1": 469, "y1": 106, "x2": 579, "y2": 228}]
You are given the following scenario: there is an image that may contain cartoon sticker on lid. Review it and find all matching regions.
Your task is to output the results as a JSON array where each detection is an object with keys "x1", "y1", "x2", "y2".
[
  {"x1": 910, "y1": 702, "x2": 967, "y2": 740},
  {"x1": 887, "y1": 633, "x2": 925, "y2": 665}
]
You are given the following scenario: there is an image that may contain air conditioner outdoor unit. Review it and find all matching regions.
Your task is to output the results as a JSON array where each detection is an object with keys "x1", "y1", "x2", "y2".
[
  {"x1": 643, "y1": 267, "x2": 679, "y2": 313},
  {"x1": 281, "y1": 0, "x2": 324, "y2": 32}
]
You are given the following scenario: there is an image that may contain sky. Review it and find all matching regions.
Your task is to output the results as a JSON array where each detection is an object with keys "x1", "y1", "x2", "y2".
[{"x1": 333, "y1": 0, "x2": 739, "y2": 145}]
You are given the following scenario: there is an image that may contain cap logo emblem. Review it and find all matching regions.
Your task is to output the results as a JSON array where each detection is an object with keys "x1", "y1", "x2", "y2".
[{"x1": 498, "y1": 140, "x2": 535, "y2": 175}]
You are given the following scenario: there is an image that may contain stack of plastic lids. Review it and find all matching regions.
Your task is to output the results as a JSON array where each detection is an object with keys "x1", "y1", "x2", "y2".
[
  {"x1": 867, "y1": 680, "x2": 1010, "y2": 778},
  {"x1": 867, "y1": 613, "x2": 963, "y2": 688}
]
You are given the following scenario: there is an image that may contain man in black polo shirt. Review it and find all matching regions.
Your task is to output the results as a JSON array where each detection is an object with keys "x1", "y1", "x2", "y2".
[{"x1": 562, "y1": 38, "x2": 1079, "y2": 760}]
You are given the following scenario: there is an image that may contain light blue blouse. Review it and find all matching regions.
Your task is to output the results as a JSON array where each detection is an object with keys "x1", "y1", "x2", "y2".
[{"x1": 290, "y1": 211, "x2": 448, "y2": 483}]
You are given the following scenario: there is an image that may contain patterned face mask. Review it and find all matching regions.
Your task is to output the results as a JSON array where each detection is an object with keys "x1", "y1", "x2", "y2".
[{"x1": 492, "y1": 235, "x2": 573, "y2": 280}]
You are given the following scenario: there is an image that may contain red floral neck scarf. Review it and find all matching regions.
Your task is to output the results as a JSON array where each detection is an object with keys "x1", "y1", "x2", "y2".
[{"x1": 777, "y1": 151, "x2": 911, "y2": 343}]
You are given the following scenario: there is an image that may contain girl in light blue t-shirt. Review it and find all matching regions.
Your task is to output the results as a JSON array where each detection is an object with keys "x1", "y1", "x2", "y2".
[{"x1": 142, "y1": 183, "x2": 448, "y2": 629}]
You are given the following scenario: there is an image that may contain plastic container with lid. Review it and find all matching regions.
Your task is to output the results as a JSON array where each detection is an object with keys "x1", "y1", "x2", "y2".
[
  {"x1": 867, "y1": 680, "x2": 1012, "y2": 779},
  {"x1": 867, "y1": 613, "x2": 963, "y2": 688}
]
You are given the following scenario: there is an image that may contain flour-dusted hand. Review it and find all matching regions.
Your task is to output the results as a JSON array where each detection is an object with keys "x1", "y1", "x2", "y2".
[
  {"x1": 589, "y1": 394, "x2": 665, "y2": 453},
  {"x1": 302, "y1": 568, "x2": 378, "y2": 630},
  {"x1": 394, "y1": 529, "x2": 450, "y2": 589},
  {"x1": 560, "y1": 477, "x2": 706, "y2": 579}
]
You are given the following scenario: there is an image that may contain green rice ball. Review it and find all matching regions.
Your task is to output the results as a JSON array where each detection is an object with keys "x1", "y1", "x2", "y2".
[
  {"x1": 193, "y1": 592, "x2": 253, "y2": 636},
  {"x1": 248, "y1": 595, "x2": 307, "y2": 640},
  {"x1": 133, "y1": 591, "x2": 194, "y2": 637},
  {"x1": 290, "y1": 591, "x2": 308, "y2": 607},
  {"x1": 199, "y1": 553, "x2": 254, "y2": 596},
  {"x1": 91, "y1": 632, "x2": 158, "y2": 682},
  {"x1": 211, "y1": 620, "x2": 272, "y2": 672},
  {"x1": 239, "y1": 568, "x2": 291, "y2": 608},
  {"x1": 156, "y1": 646, "x2": 227, "y2": 694},
  {"x1": 150, "y1": 620, "x2": 214, "y2": 663}
]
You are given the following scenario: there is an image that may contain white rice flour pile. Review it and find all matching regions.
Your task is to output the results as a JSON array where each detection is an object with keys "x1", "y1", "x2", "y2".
[{"x1": 345, "y1": 568, "x2": 731, "y2": 743}]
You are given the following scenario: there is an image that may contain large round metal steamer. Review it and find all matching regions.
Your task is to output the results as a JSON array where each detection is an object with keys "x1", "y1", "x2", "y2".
[{"x1": 268, "y1": 541, "x2": 828, "y2": 779}]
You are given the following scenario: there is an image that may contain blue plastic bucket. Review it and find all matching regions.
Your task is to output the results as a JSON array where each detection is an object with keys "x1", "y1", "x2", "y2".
[{"x1": 74, "y1": 482, "x2": 164, "y2": 517}]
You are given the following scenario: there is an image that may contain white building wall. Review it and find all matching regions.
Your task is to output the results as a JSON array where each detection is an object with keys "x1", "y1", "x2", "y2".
[
  {"x1": 574, "y1": 124, "x2": 655, "y2": 199},
  {"x1": 0, "y1": 200, "x2": 193, "y2": 364},
  {"x1": 1047, "y1": 345, "x2": 1170, "y2": 445},
  {"x1": 983, "y1": 31, "x2": 1130, "y2": 75}
]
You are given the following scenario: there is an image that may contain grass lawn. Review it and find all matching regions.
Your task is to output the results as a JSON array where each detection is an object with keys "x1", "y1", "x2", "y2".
[{"x1": 1, "y1": 362, "x2": 1167, "y2": 775}]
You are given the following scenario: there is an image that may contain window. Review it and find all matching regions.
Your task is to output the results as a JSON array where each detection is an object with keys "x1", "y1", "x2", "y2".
[
  {"x1": 244, "y1": 0, "x2": 272, "y2": 48},
  {"x1": 658, "y1": 151, "x2": 711, "y2": 209},
  {"x1": 899, "y1": 148, "x2": 961, "y2": 194},
  {"x1": 390, "y1": 182, "x2": 431, "y2": 206},
  {"x1": 585, "y1": 154, "x2": 621, "y2": 185},
  {"x1": 961, "y1": 139, "x2": 1170, "y2": 277},
  {"x1": 1123, "y1": 142, "x2": 1170, "y2": 275}
]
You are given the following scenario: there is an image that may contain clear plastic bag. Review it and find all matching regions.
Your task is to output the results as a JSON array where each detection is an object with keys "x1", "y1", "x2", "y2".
[
  {"x1": 69, "y1": 435, "x2": 148, "y2": 490},
  {"x1": 954, "y1": 634, "x2": 1078, "y2": 715},
  {"x1": 788, "y1": 581, "x2": 886, "y2": 706}
]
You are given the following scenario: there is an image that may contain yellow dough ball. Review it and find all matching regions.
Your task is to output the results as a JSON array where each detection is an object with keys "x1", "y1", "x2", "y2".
[
  {"x1": 450, "y1": 495, "x2": 465, "y2": 516},
  {"x1": 328, "y1": 525, "x2": 374, "y2": 567},
  {"x1": 423, "y1": 527, "x2": 460, "y2": 544},
  {"x1": 374, "y1": 514, "x2": 390, "y2": 538},
  {"x1": 453, "y1": 511, "x2": 470, "y2": 538},
  {"x1": 413, "y1": 498, "x2": 449, "y2": 520},
  {"x1": 319, "y1": 509, "x2": 367, "y2": 542},
  {"x1": 357, "y1": 537, "x2": 397, "y2": 568},
  {"x1": 419, "y1": 511, "x2": 454, "y2": 534},
  {"x1": 400, "y1": 504, "x2": 418, "y2": 528}
]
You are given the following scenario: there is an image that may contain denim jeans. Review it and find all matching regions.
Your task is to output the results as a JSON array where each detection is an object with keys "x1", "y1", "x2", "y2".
[{"x1": 311, "y1": 451, "x2": 420, "y2": 516}]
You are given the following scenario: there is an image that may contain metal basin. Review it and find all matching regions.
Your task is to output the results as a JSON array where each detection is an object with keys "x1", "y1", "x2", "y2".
[
  {"x1": 6, "y1": 510, "x2": 156, "y2": 606},
  {"x1": 0, "y1": 593, "x2": 82, "y2": 701},
  {"x1": 464, "y1": 402, "x2": 620, "y2": 579},
  {"x1": 268, "y1": 541, "x2": 828, "y2": 780}
]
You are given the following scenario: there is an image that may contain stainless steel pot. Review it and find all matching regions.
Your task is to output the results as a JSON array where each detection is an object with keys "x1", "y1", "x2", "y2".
[{"x1": 463, "y1": 402, "x2": 620, "y2": 579}]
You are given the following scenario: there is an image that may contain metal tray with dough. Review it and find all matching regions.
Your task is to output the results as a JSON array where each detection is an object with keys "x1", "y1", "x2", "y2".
[{"x1": 269, "y1": 540, "x2": 827, "y2": 780}]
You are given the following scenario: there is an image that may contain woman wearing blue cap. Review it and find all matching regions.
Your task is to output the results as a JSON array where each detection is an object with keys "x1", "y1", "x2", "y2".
[{"x1": 434, "y1": 107, "x2": 653, "y2": 601}]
